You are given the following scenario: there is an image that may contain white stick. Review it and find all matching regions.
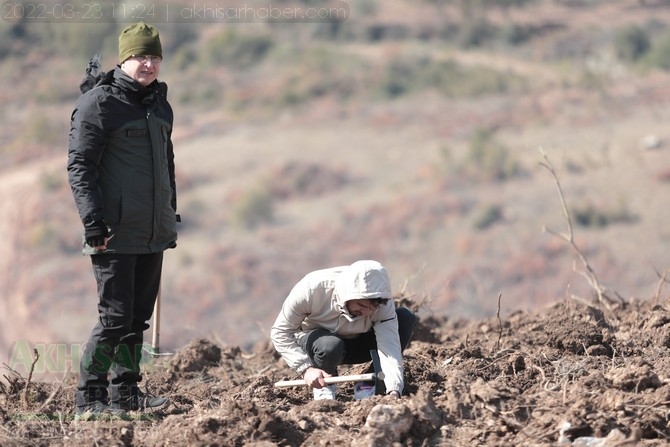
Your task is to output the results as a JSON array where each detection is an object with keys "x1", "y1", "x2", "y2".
[
  {"x1": 151, "y1": 284, "x2": 161, "y2": 355},
  {"x1": 274, "y1": 372, "x2": 384, "y2": 388}
]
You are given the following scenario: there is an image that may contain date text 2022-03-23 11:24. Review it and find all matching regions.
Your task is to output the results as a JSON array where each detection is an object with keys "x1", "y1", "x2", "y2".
[{"x1": 1, "y1": 1, "x2": 351, "y2": 23}]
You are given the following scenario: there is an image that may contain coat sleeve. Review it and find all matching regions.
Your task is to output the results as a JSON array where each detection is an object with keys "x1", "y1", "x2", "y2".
[
  {"x1": 161, "y1": 84, "x2": 178, "y2": 215},
  {"x1": 373, "y1": 303, "x2": 404, "y2": 394},
  {"x1": 270, "y1": 279, "x2": 315, "y2": 374},
  {"x1": 167, "y1": 136, "x2": 177, "y2": 214},
  {"x1": 67, "y1": 92, "x2": 107, "y2": 225}
]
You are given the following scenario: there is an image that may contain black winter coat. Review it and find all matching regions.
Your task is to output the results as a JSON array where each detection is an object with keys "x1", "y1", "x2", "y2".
[{"x1": 67, "y1": 66, "x2": 178, "y2": 255}]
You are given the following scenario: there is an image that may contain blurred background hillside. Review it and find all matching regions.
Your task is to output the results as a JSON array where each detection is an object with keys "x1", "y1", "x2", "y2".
[{"x1": 2, "y1": 0, "x2": 670, "y2": 373}]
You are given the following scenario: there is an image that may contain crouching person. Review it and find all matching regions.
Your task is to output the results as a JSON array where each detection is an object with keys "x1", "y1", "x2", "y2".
[{"x1": 270, "y1": 260, "x2": 417, "y2": 400}]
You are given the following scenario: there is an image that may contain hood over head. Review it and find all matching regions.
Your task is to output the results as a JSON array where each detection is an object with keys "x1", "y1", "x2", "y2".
[{"x1": 334, "y1": 260, "x2": 391, "y2": 309}]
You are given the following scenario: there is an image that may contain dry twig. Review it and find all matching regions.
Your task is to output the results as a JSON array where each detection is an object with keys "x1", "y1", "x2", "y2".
[
  {"x1": 495, "y1": 293, "x2": 503, "y2": 351},
  {"x1": 652, "y1": 266, "x2": 670, "y2": 305},
  {"x1": 20, "y1": 348, "x2": 39, "y2": 410},
  {"x1": 538, "y1": 148, "x2": 623, "y2": 307}
]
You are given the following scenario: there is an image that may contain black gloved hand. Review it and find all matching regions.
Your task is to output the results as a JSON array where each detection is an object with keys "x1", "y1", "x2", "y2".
[{"x1": 84, "y1": 220, "x2": 109, "y2": 247}]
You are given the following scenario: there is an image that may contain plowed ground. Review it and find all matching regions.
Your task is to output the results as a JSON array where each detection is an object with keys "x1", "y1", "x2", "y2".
[{"x1": 2, "y1": 296, "x2": 670, "y2": 446}]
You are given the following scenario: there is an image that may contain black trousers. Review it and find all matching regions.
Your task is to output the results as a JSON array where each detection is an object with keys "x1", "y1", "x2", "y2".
[
  {"x1": 76, "y1": 252, "x2": 162, "y2": 407},
  {"x1": 298, "y1": 307, "x2": 417, "y2": 376}
]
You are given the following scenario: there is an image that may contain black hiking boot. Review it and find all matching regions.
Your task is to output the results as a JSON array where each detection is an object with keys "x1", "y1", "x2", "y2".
[
  {"x1": 75, "y1": 400, "x2": 129, "y2": 421},
  {"x1": 110, "y1": 385, "x2": 169, "y2": 411}
]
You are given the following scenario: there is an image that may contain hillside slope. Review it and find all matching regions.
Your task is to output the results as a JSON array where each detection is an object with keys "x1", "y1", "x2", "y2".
[{"x1": 1, "y1": 0, "x2": 670, "y2": 363}]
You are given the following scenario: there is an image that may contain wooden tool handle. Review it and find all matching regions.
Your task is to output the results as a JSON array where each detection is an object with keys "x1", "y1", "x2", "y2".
[{"x1": 274, "y1": 372, "x2": 384, "y2": 388}]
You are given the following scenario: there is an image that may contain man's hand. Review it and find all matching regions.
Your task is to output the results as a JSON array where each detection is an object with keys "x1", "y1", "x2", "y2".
[
  {"x1": 84, "y1": 220, "x2": 109, "y2": 249},
  {"x1": 303, "y1": 367, "x2": 332, "y2": 389}
]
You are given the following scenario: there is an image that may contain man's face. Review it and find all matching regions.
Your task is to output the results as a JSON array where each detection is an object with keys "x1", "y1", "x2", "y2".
[
  {"x1": 346, "y1": 299, "x2": 377, "y2": 317},
  {"x1": 120, "y1": 55, "x2": 161, "y2": 86}
]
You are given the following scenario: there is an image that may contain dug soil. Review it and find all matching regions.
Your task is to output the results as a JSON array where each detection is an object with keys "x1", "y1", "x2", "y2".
[{"x1": 2, "y1": 296, "x2": 670, "y2": 446}]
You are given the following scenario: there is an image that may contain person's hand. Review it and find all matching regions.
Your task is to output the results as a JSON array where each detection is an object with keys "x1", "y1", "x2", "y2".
[
  {"x1": 304, "y1": 367, "x2": 332, "y2": 389},
  {"x1": 84, "y1": 220, "x2": 109, "y2": 249}
]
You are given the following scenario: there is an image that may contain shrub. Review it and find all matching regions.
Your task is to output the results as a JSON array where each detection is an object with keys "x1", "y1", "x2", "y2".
[
  {"x1": 462, "y1": 128, "x2": 522, "y2": 182},
  {"x1": 458, "y1": 19, "x2": 495, "y2": 48},
  {"x1": 501, "y1": 23, "x2": 537, "y2": 45},
  {"x1": 273, "y1": 46, "x2": 365, "y2": 106},
  {"x1": 266, "y1": 161, "x2": 350, "y2": 199},
  {"x1": 202, "y1": 29, "x2": 273, "y2": 68},
  {"x1": 377, "y1": 55, "x2": 522, "y2": 99},
  {"x1": 161, "y1": 24, "x2": 199, "y2": 54},
  {"x1": 644, "y1": 31, "x2": 670, "y2": 70},
  {"x1": 473, "y1": 0, "x2": 540, "y2": 7},
  {"x1": 171, "y1": 46, "x2": 198, "y2": 71},
  {"x1": 39, "y1": 170, "x2": 64, "y2": 192},
  {"x1": 39, "y1": 22, "x2": 117, "y2": 58},
  {"x1": 230, "y1": 183, "x2": 274, "y2": 229},
  {"x1": 378, "y1": 56, "x2": 424, "y2": 98},
  {"x1": 472, "y1": 204, "x2": 503, "y2": 230},
  {"x1": 176, "y1": 81, "x2": 222, "y2": 106},
  {"x1": 28, "y1": 223, "x2": 59, "y2": 249},
  {"x1": 614, "y1": 25, "x2": 651, "y2": 62},
  {"x1": 354, "y1": 0, "x2": 379, "y2": 16},
  {"x1": 572, "y1": 201, "x2": 635, "y2": 228},
  {"x1": 428, "y1": 59, "x2": 518, "y2": 97},
  {"x1": 25, "y1": 113, "x2": 61, "y2": 146}
]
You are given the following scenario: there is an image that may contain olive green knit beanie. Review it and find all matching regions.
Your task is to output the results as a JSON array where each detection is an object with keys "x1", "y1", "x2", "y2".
[{"x1": 118, "y1": 22, "x2": 162, "y2": 63}]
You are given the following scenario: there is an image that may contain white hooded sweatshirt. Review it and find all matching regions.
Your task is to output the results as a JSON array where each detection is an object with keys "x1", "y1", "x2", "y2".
[{"x1": 270, "y1": 260, "x2": 404, "y2": 394}]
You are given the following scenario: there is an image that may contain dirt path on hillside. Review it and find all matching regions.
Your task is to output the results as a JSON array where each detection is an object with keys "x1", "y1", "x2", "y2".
[{"x1": 0, "y1": 159, "x2": 64, "y2": 351}]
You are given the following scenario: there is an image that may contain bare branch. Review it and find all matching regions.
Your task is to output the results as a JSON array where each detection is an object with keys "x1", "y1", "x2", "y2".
[
  {"x1": 539, "y1": 148, "x2": 622, "y2": 307},
  {"x1": 652, "y1": 265, "x2": 670, "y2": 305},
  {"x1": 495, "y1": 293, "x2": 503, "y2": 352},
  {"x1": 21, "y1": 348, "x2": 39, "y2": 410}
]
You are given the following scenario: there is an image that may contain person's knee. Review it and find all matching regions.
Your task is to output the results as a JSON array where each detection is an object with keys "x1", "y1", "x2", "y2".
[
  {"x1": 313, "y1": 335, "x2": 345, "y2": 359},
  {"x1": 99, "y1": 314, "x2": 133, "y2": 335},
  {"x1": 310, "y1": 335, "x2": 345, "y2": 373},
  {"x1": 131, "y1": 321, "x2": 150, "y2": 333},
  {"x1": 396, "y1": 307, "x2": 417, "y2": 351},
  {"x1": 396, "y1": 307, "x2": 417, "y2": 329}
]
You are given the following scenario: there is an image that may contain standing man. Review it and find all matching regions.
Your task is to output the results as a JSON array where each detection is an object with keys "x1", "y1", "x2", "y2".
[
  {"x1": 68, "y1": 22, "x2": 178, "y2": 419},
  {"x1": 270, "y1": 260, "x2": 417, "y2": 400}
]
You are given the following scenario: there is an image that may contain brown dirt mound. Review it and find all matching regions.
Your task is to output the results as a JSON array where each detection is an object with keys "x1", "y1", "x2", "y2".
[{"x1": 2, "y1": 296, "x2": 670, "y2": 446}]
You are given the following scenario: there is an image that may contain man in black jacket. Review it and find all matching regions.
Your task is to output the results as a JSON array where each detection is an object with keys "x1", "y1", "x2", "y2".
[{"x1": 68, "y1": 22, "x2": 178, "y2": 420}]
